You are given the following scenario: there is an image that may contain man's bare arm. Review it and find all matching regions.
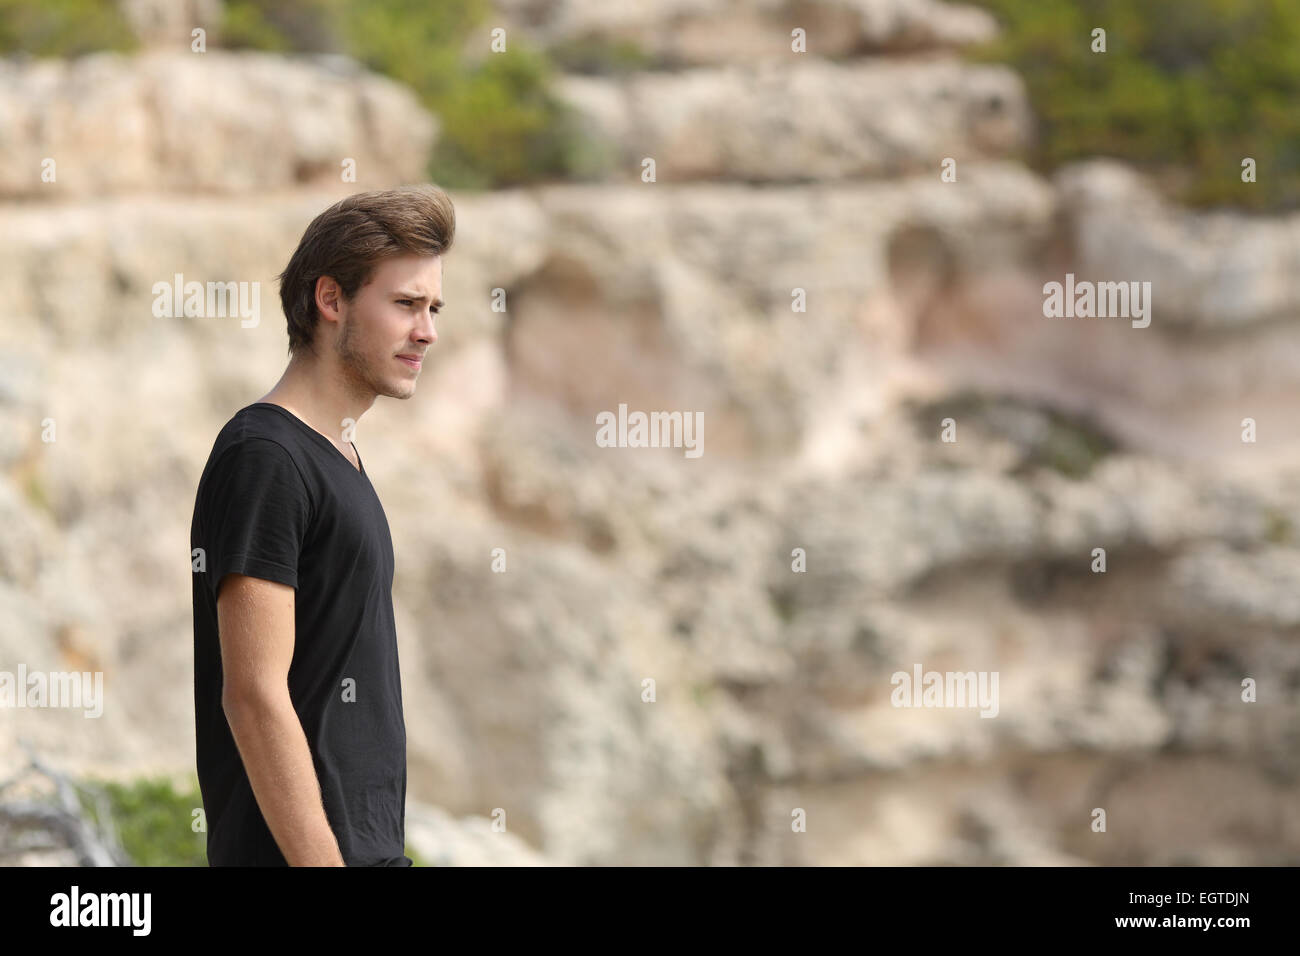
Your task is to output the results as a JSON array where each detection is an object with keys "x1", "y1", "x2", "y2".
[{"x1": 216, "y1": 572, "x2": 345, "y2": 866}]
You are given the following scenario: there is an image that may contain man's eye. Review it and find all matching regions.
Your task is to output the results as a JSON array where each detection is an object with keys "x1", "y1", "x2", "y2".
[{"x1": 398, "y1": 299, "x2": 413, "y2": 306}]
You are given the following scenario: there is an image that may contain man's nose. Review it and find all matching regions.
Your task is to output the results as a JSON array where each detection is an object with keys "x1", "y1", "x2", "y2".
[{"x1": 416, "y1": 311, "x2": 436, "y2": 345}]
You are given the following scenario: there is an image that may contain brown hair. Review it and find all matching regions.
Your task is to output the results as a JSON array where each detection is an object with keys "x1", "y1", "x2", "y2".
[{"x1": 277, "y1": 184, "x2": 456, "y2": 355}]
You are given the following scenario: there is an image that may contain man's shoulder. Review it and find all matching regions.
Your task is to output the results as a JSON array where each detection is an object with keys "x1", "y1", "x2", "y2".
[
  {"x1": 208, "y1": 405, "x2": 302, "y2": 460},
  {"x1": 198, "y1": 406, "x2": 315, "y2": 499}
]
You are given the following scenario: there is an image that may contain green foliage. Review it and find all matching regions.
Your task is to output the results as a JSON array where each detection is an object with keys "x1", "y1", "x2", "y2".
[
  {"x1": 1264, "y1": 509, "x2": 1292, "y2": 544},
  {"x1": 77, "y1": 774, "x2": 208, "y2": 867},
  {"x1": 768, "y1": 585, "x2": 796, "y2": 623},
  {"x1": 966, "y1": 0, "x2": 1300, "y2": 210},
  {"x1": 220, "y1": 0, "x2": 581, "y2": 189},
  {"x1": 0, "y1": 0, "x2": 137, "y2": 57},
  {"x1": 1015, "y1": 405, "x2": 1118, "y2": 479},
  {"x1": 0, "y1": 0, "x2": 599, "y2": 188},
  {"x1": 339, "y1": 0, "x2": 580, "y2": 188},
  {"x1": 22, "y1": 472, "x2": 51, "y2": 514},
  {"x1": 549, "y1": 35, "x2": 654, "y2": 75},
  {"x1": 431, "y1": 48, "x2": 583, "y2": 188},
  {"x1": 911, "y1": 391, "x2": 1119, "y2": 479},
  {"x1": 218, "y1": 0, "x2": 316, "y2": 52},
  {"x1": 77, "y1": 773, "x2": 431, "y2": 866},
  {"x1": 334, "y1": 0, "x2": 485, "y2": 93}
]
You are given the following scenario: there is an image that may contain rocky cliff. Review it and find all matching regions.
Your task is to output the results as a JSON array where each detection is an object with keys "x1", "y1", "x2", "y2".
[{"x1": 1, "y1": 0, "x2": 1297, "y2": 865}]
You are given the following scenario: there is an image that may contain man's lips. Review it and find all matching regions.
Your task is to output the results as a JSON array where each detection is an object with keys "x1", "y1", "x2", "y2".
[{"x1": 397, "y1": 354, "x2": 423, "y2": 370}]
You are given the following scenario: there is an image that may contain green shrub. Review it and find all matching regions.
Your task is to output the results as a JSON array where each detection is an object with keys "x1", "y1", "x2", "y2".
[
  {"x1": 221, "y1": 0, "x2": 345, "y2": 52},
  {"x1": 549, "y1": 35, "x2": 654, "y2": 75},
  {"x1": 430, "y1": 48, "x2": 582, "y2": 188},
  {"x1": 22, "y1": 472, "x2": 51, "y2": 514},
  {"x1": 0, "y1": 0, "x2": 136, "y2": 57},
  {"x1": 77, "y1": 772, "x2": 431, "y2": 866},
  {"x1": 77, "y1": 774, "x2": 208, "y2": 867},
  {"x1": 220, "y1": 0, "x2": 579, "y2": 189},
  {"x1": 966, "y1": 0, "x2": 1300, "y2": 210},
  {"x1": 0, "y1": 0, "x2": 602, "y2": 188}
]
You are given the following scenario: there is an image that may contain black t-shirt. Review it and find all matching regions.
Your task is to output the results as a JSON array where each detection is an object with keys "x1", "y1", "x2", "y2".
[{"x1": 191, "y1": 402, "x2": 410, "y2": 866}]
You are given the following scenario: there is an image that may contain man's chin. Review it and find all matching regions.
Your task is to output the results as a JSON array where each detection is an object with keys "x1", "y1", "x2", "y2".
[{"x1": 378, "y1": 381, "x2": 416, "y2": 400}]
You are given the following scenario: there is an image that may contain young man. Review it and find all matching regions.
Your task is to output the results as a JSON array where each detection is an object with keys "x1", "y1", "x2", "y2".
[{"x1": 190, "y1": 184, "x2": 455, "y2": 866}]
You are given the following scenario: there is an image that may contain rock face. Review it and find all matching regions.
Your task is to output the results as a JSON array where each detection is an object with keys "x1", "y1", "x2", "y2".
[
  {"x1": 558, "y1": 57, "x2": 1032, "y2": 182},
  {"x1": 2, "y1": 0, "x2": 1299, "y2": 866},
  {"x1": 1057, "y1": 160, "x2": 1300, "y2": 330},
  {"x1": 0, "y1": 50, "x2": 436, "y2": 198},
  {"x1": 493, "y1": 0, "x2": 1000, "y2": 63}
]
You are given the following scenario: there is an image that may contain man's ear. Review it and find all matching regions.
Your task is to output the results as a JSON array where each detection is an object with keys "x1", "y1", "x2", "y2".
[{"x1": 314, "y1": 275, "x2": 343, "y2": 325}]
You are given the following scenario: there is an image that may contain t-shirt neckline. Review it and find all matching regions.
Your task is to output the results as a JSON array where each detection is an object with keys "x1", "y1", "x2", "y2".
[{"x1": 250, "y1": 402, "x2": 366, "y2": 477}]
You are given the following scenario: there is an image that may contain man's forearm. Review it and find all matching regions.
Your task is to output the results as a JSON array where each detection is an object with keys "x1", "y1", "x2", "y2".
[{"x1": 223, "y1": 691, "x2": 346, "y2": 866}]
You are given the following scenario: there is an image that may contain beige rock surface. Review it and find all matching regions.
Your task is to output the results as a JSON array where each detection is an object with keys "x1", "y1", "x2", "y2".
[{"x1": 1, "y1": 0, "x2": 1298, "y2": 866}]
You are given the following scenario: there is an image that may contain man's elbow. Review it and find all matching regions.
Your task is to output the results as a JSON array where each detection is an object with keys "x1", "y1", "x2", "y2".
[{"x1": 222, "y1": 680, "x2": 291, "y2": 724}]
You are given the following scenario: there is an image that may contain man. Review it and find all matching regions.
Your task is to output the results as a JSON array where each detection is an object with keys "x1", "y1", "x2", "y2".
[{"x1": 190, "y1": 184, "x2": 455, "y2": 865}]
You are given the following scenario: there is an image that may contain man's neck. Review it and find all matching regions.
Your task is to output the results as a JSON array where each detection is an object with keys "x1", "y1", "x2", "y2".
[{"x1": 257, "y1": 351, "x2": 375, "y2": 448}]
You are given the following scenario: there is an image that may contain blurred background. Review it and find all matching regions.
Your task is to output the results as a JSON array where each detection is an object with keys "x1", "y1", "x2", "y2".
[{"x1": 1, "y1": 0, "x2": 1299, "y2": 865}]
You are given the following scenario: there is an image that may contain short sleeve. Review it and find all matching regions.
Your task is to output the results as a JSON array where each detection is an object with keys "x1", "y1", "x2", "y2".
[{"x1": 198, "y1": 438, "x2": 312, "y2": 602}]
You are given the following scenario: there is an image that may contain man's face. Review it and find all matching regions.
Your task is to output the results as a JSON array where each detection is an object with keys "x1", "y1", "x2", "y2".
[{"x1": 333, "y1": 253, "x2": 442, "y2": 400}]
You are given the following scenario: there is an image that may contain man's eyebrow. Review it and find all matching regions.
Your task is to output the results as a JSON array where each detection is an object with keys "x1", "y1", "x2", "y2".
[{"x1": 395, "y1": 290, "x2": 445, "y2": 307}]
